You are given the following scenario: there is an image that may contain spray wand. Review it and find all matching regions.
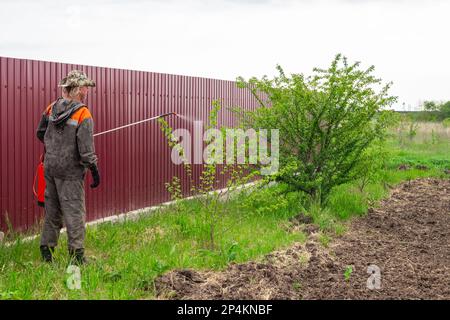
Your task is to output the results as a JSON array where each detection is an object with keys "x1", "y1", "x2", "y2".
[{"x1": 93, "y1": 112, "x2": 177, "y2": 137}]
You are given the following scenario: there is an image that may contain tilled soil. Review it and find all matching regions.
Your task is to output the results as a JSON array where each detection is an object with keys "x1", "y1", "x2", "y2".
[{"x1": 154, "y1": 178, "x2": 450, "y2": 300}]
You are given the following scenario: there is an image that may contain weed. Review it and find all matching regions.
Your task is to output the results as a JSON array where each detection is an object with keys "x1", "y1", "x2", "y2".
[
  {"x1": 333, "y1": 223, "x2": 347, "y2": 237},
  {"x1": 298, "y1": 253, "x2": 309, "y2": 267},
  {"x1": 344, "y1": 266, "x2": 353, "y2": 281},
  {"x1": 318, "y1": 233, "x2": 331, "y2": 248},
  {"x1": 293, "y1": 282, "x2": 302, "y2": 292}
]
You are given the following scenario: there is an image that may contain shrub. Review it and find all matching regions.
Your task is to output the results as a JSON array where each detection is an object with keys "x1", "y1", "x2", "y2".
[{"x1": 237, "y1": 54, "x2": 397, "y2": 203}]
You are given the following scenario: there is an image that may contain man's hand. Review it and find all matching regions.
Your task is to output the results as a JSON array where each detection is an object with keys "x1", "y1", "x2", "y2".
[{"x1": 89, "y1": 165, "x2": 100, "y2": 189}]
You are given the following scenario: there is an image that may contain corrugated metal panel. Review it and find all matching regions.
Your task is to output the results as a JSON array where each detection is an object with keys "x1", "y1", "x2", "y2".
[{"x1": 0, "y1": 56, "x2": 259, "y2": 232}]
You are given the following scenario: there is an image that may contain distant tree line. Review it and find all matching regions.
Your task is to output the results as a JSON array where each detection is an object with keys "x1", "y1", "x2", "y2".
[{"x1": 409, "y1": 100, "x2": 450, "y2": 121}]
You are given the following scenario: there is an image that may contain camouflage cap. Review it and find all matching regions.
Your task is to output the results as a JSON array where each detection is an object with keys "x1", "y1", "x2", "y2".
[{"x1": 58, "y1": 70, "x2": 96, "y2": 88}]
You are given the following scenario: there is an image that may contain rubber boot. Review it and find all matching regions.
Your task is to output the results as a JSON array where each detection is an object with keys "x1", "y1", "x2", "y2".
[
  {"x1": 40, "y1": 245, "x2": 54, "y2": 263},
  {"x1": 69, "y1": 248, "x2": 87, "y2": 266}
]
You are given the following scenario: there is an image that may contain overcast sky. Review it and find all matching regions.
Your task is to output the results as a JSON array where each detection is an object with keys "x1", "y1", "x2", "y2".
[{"x1": 0, "y1": 0, "x2": 448, "y2": 110}]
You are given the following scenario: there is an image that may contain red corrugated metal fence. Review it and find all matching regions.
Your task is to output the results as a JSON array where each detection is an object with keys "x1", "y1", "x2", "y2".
[{"x1": 0, "y1": 56, "x2": 259, "y2": 232}]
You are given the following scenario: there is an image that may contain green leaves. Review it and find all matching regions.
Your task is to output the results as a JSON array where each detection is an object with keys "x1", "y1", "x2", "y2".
[{"x1": 158, "y1": 100, "x2": 259, "y2": 250}]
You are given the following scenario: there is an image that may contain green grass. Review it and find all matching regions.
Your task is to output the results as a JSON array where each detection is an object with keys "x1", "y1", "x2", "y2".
[
  {"x1": 391, "y1": 122, "x2": 450, "y2": 169},
  {"x1": 0, "y1": 184, "x2": 306, "y2": 299},
  {"x1": 0, "y1": 123, "x2": 448, "y2": 299}
]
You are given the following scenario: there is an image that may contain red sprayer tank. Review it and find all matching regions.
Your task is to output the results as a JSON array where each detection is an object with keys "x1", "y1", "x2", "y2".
[{"x1": 33, "y1": 155, "x2": 45, "y2": 207}]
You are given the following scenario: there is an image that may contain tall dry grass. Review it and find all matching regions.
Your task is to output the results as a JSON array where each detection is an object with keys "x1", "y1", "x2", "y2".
[{"x1": 395, "y1": 121, "x2": 450, "y2": 144}]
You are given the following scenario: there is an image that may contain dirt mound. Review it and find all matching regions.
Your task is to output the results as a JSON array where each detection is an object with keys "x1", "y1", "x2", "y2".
[
  {"x1": 155, "y1": 178, "x2": 450, "y2": 299},
  {"x1": 155, "y1": 243, "x2": 308, "y2": 300},
  {"x1": 287, "y1": 214, "x2": 318, "y2": 235}
]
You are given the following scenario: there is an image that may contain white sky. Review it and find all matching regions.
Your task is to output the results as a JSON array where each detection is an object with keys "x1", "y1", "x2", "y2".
[{"x1": 0, "y1": 0, "x2": 449, "y2": 110}]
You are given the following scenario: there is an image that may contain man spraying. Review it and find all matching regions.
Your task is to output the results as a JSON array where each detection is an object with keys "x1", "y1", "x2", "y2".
[{"x1": 36, "y1": 70, "x2": 100, "y2": 265}]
